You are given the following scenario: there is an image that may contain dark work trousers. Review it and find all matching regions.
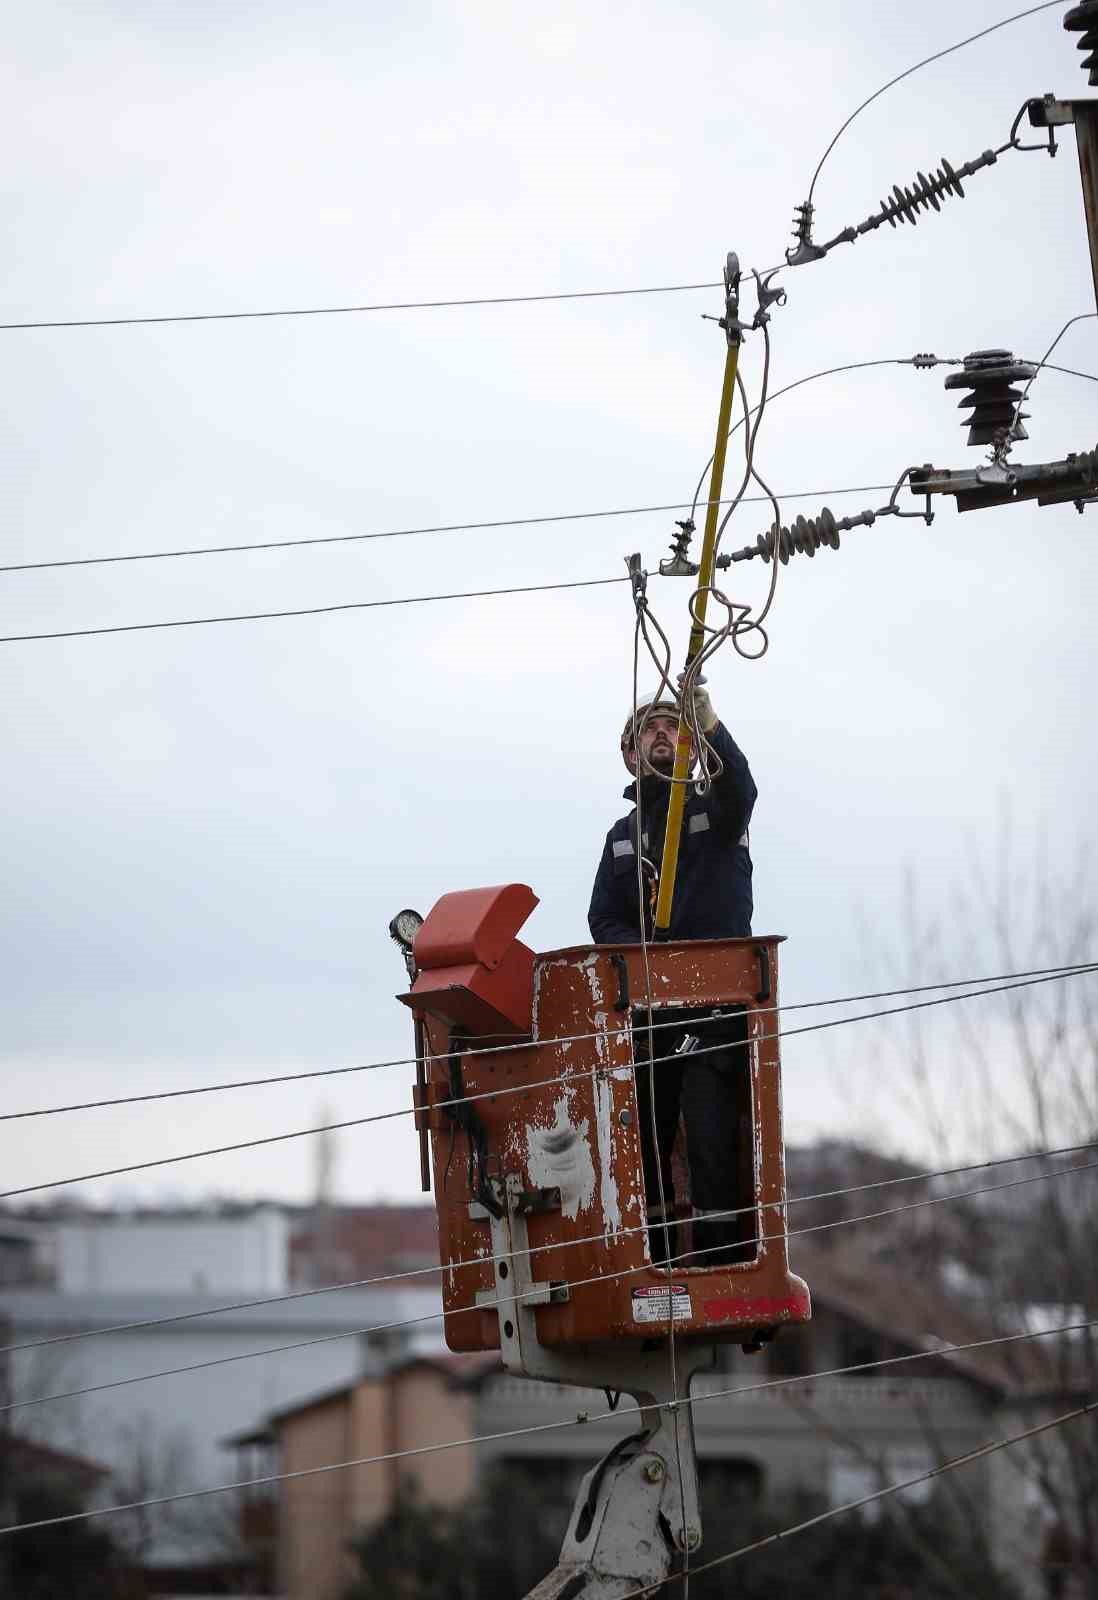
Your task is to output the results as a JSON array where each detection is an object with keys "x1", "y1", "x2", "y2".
[{"x1": 633, "y1": 1007, "x2": 751, "y2": 1267}]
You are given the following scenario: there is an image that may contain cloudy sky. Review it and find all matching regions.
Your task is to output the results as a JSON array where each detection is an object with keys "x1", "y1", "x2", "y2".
[{"x1": 2, "y1": 0, "x2": 1095, "y2": 1208}]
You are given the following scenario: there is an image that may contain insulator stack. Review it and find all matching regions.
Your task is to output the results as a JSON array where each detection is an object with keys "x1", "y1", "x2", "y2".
[
  {"x1": 822, "y1": 149, "x2": 1000, "y2": 255},
  {"x1": 1065, "y1": 0, "x2": 1098, "y2": 85},
  {"x1": 785, "y1": 201, "x2": 825, "y2": 265},
  {"x1": 659, "y1": 518, "x2": 698, "y2": 577},
  {"x1": 873, "y1": 153, "x2": 996, "y2": 229},
  {"x1": 943, "y1": 349, "x2": 1037, "y2": 448},
  {"x1": 723, "y1": 506, "x2": 881, "y2": 566}
]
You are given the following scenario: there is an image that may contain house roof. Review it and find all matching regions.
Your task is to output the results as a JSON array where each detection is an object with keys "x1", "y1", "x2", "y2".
[
  {"x1": 7, "y1": 1433, "x2": 109, "y2": 1486},
  {"x1": 791, "y1": 1235, "x2": 1077, "y2": 1395},
  {"x1": 236, "y1": 1351, "x2": 500, "y2": 1441},
  {"x1": 290, "y1": 1204, "x2": 441, "y2": 1286}
]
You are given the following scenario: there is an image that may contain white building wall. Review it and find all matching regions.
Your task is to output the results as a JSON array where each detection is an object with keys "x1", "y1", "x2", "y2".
[
  {"x1": 54, "y1": 1208, "x2": 289, "y2": 1295},
  {"x1": 2, "y1": 1284, "x2": 444, "y2": 1565}
]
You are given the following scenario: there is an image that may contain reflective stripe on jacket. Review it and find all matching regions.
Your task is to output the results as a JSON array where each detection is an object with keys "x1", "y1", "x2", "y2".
[{"x1": 587, "y1": 721, "x2": 756, "y2": 943}]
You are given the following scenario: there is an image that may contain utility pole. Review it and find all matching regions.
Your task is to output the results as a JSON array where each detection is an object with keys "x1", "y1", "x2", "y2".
[{"x1": 1025, "y1": 2, "x2": 1098, "y2": 314}]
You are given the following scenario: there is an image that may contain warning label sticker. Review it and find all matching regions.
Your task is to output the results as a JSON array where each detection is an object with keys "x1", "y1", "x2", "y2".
[{"x1": 631, "y1": 1284, "x2": 692, "y2": 1324}]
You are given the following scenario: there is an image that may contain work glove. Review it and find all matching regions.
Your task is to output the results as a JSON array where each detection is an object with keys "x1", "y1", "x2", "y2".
[{"x1": 684, "y1": 678, "x2": 719, "y2": 733}]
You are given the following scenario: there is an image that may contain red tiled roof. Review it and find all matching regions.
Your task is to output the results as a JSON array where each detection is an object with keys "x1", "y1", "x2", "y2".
[
  {"x1": 290, "y1": 1204, "x2": 441, "y2": 1286},
  {"x1": 7, "y1": 1433, "x2": 108, "y2": 1485}
]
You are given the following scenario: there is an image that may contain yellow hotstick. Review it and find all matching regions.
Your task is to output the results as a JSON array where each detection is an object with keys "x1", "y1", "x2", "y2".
[{"x1": 653, "y1": 291, "x2": 742, "y2": 937}]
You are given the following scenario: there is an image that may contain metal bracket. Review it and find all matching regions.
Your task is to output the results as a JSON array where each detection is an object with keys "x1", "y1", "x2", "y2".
[
  {"x1": 909, "y1": 446, "x2": 1098, "y2": 513},
  {"x1": 1026, "y1": 93, "x2": 1085, "y2": 130},
  {"x1": 473, "y1": 1176, "x2": 712, "y2": 1595},
  {"x1": 473, "y1": 1175, "x2": 575, "y2": 1371},
  {"x1": 525, "y1": 1403, "x2": 703, "y2": 1598}
]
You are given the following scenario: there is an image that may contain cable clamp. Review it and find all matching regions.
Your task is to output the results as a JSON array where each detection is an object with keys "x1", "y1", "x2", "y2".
[
  {"x1": 892, "y1": 465, "x2": 935, "y2": 525},
  {"x1": 702, "y1": 250, "x2": 748, "y2": 343},
  {"x1": 976, "y1": 461, "x2": 1020, "y2": 488},
  {"x1": 625, "y1": 552, "x2": 649, "y2": 609},
  {"x1": 751, "y1": 267, "x2": 787, "y2": 328}
]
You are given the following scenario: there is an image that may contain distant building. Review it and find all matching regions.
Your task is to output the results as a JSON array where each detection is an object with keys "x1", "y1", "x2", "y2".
[
  {"x1": 243, "y1": 1233, "x2": 1078, "y2": 1600},
  {"x1": 0, "y1": 1204, "x2": 445, "y2": 1586},
  {"x1": 52, "y1": 1206, "x2": 290, "y2": 1296}
]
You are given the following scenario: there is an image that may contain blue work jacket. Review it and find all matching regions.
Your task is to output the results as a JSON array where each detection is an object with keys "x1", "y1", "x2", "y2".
[{"x1": 587, "y1": 721, "x2": 756, "y2": 943}]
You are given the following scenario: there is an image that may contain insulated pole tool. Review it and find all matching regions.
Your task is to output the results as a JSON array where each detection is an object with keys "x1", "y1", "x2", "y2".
[{"x1": 652, "y1": 254, "x2": 743, "y2": 938}]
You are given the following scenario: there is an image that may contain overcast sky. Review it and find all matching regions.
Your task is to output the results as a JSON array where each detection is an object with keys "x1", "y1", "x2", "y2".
[{"x1": 2, "y1": 0, "x2": 1095, "y2": 1209}]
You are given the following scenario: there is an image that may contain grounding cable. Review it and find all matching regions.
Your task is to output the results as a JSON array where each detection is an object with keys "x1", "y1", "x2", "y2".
[
  {"x1": 4, "y1": 1152, "x2": 1094, "y2": 1418},
  {"x1": 4, "y1": 962, "x2": 1094, "y2": 1203},
  {"x1": 5, "y1": 960, "x2": 1095, "y2": 1125},
  {"x1": 1, "y1": 1317, "x2": 1091, "y2": 1539}
]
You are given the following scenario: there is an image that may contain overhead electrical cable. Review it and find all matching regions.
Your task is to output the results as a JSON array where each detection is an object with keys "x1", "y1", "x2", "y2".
[
  {"x1": 805, "y1": 0, "x2": 1064, "y2": 207},
  {"x1": 0, "y1": 573, "x2": 629, "y2": 646},
  {"x1": 1011, "y1": 313, "x2": 1098, "y2": 436},
  {"x1": 3, "y1": 1135, "x2": 1092, "y2": 1360},
  {"x1": 1, "y1": 1318, "x2": 1090, "y2": 1539},
  {"x1": 4, "y1": 357, "x2": 1094, "y2": 580},
  {"x1": 0, "y1": 279, "x2": 722, "y2": 335},
  {"x1": 618, "y1": 1397, "x2": 1097, "y2": 1600},
  {"x1": 1, "y1": 354, "x2": 969, "y2": 576},
  {"x1": 687, "y1": 355, "x2": 960, "y2": 520},
  {"x1": 4, "y1": 357, "x2": 1092, "y2": 581},
  {"x1": 0, "y1": 484, "x2": 899, "y2": 577},
  {"x1": 6, "y1": 1154, "x2": 1094, "y2": 1415},
  {"x1": 3, "y1": 962, "x2": 1095, "y2": 1201},
  {"x1": 5, "y1": 960, "x2": 1094, "y2": 1123}
]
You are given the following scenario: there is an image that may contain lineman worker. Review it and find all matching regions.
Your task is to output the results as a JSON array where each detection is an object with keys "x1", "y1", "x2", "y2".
[{"x1": 587, "y1": 684, "x2": 757, "y2": 1266}]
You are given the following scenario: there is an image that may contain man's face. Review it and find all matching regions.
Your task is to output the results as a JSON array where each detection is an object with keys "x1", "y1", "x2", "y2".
[{"x1": 631, "y1": 711, "x2": 682, "y2": 775}]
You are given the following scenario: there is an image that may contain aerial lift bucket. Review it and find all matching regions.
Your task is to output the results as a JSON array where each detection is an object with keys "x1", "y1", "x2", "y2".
[{"x1": 393, "y1": 883, "x2": 810, "y2": 1596}]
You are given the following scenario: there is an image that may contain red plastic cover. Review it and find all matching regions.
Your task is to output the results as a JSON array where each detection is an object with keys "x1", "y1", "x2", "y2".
[{"x1": 414, "y1": 884, "x2": 538, "y2": 973}]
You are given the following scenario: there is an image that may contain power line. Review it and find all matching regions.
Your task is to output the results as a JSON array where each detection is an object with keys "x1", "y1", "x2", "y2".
[
  {"x1": 6, "y1": 1151, "x2": 1094, "y2": 1415},
  {"x1": 805, "y1": 0, "x2": 1064, "y2": 208},
  {"x1": 1, "y1": 1316, "x2": 1090, "y2": 1539},
  {"x1": 0, "y1": 280, "x2": 722, "y2": 335},
  {"x1": 3, "y1": 962, "x2": 1094, "y2": 1200},
  {"x1": 6, "y1": 959, "x2": 1093, "y2": 1123},
  {"x1": 0, "y1": 573, "x2": 629, "y2": 646},
  {"x1": 4, "y1": 352, "x2": 969, "y2": 576},
  {"x1": 1044, "y1": 361, "x2": 1098, "y2": 383},
  {"x1": 3, "y1": 1134, "x2": 1092, "y2": 1360},
  {"x1": 620, "y1": 1396, "x2": 1096, "y2": 1599},
  {"x1": 4, "y1": 353, "x2": 1093, "y2": 580},
  {"x1": 16, "y1": 351, "x2": 1088, "y2": 583},
  {"x1": 0, "y1": 483, "x2": 898, "y2": 577}
]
